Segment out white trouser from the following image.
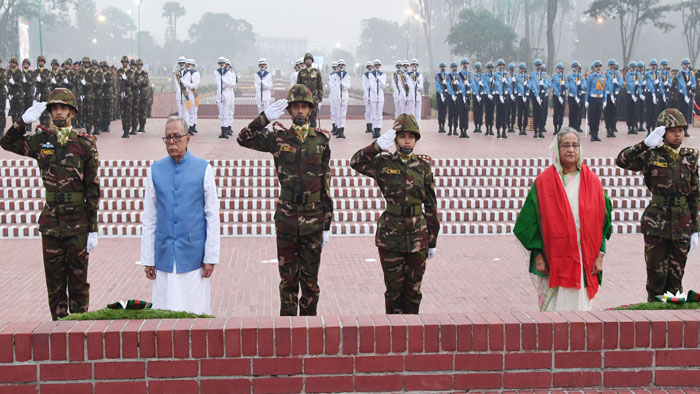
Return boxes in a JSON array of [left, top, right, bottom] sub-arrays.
[[393, 95, 401, 118], [371, 99, 384, 129], [217, 101, 226, 127], [330, 98, 338, 125], [176, 94, 186, 119], [364, 97, 371, 123], [408, 99, 422, 126], [332, 97, 348, 128], [257, 100, 270, 115], [396, 97, 407, 118], [225, 95, 235, 127], [188, 97, 198, 126]]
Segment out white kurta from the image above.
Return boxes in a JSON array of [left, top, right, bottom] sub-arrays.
[[140, 163, 220, 315], [531, 171, 594, 312]]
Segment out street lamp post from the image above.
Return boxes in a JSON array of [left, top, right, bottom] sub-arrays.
[[137, 0, 142, 59], [37, 0, 43, 56], [405, 9, 415, 59]]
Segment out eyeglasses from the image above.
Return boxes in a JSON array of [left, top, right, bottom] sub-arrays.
[[162, 134, 184, 143], [559, 143, 580, 150]]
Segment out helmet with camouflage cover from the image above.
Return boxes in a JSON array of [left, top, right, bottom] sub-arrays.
[[130, 59, 137, 66], [303, 52, 314, 62], [10, 57, 18, 65], [51, 58, 59, 66], [121, 55, 129, 63], [286, 84, 315, 107], [137, 59, 143, 65], [37, 55, 46, 63], [657, 108, 688, 130], [22, 58, 30, 65], [46, 88, 78, 113], [82, 56, 90, 63], [392, 113, 421, 141], [100, 60, 108, 67], [64, 58, 73, 66], [91, 59, 98, 66]]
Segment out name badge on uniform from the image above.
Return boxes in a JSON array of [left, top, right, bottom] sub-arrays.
[[280, 145, 295, 153], [386, 169, 401, 175], [40, 141, 55, 155], [653, 160, 667, 168]]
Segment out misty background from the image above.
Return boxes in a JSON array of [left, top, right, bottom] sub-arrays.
[[0, 0, 697, 77]]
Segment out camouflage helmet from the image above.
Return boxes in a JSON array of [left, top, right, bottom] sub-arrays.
[[392, 113, 421, 141], [129, 59, 137, 66], [121, 55, 129, 63], [82, 56, 90, 63], [137, 59, 143, 65], [64, 58, 73, 66], [46, 88, 78, 112], [10, 57, 18, 64], [303, 52, 314, 62], [22, 58, 30, 65], [286, 84, 315, 107], [100, 61, 108, 67], [51, 58, 59, 66], [91, 59, 98, 66], [657, 108, 688, 130], [37, 55, 46, 63]]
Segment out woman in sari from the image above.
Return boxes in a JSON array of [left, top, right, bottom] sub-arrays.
[[514, 128, 613, 311]]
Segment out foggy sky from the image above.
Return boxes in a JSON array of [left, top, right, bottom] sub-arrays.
[[94, 0, 410, 51]]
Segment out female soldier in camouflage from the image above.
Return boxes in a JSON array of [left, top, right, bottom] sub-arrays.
[[350, 114, 440, 314], [616, 108, 700, 301]]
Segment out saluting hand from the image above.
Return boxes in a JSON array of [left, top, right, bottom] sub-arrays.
[[376, 129, 396, 150], [263, 99, 288, 122], [644, 126, 665, 147]]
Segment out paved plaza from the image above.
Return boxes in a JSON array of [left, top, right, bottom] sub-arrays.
[[2, 116, 700, 321]]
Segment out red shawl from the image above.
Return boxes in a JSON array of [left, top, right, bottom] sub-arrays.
[[535, 164, 605, 300]]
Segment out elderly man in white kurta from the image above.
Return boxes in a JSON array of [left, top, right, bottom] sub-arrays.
[[140, 116, 220, 315]]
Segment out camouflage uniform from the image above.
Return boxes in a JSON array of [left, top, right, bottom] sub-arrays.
[[89, 60, 102, 135], [296, 53, 324, 128], [50, 59, 67, 92], [147, 83, 154, 119], [130, 60, 140, 134], [7, 59, 24, 123], [116, 56, 133, 137], [35, 56, 52, 128], [350, 114, 440, 314], [21, 60, 34, 118], [100, 62, 114, 132], [136, 60, 149, 132], [0, 89, 100, 320], [0, 59, 6, 135], [616, 108, 700, 301], [79, 58, 96, 133], [237, 85, 333, 316]]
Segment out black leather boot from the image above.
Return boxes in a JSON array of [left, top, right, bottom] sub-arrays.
[[219, 127, 229, 139]]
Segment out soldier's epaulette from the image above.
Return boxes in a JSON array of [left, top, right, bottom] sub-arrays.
[[77, 131, 96, 142], [682, 147, 699, 157], [35, 125, 51, 134], [315, 128, 330, 139], [416, 154, 433, 165]]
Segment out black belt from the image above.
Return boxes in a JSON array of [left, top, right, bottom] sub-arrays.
[[46, 191, 84, 204], [279, 189, 320, 204], [385, 204, 422, 217], [651, 195, 687, 207]]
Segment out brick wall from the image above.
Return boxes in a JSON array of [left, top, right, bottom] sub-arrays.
[[1, 310, 698, 393]]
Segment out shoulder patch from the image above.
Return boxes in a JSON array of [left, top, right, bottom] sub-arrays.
[[315, 128, 330, 139]]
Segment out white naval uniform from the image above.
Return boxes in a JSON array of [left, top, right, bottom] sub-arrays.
[[183, 68, 200, 127], [392, 70, 407, 118], [407, 70, 424, 125], [330, 70, 351, 128], [368, 70, 386, 129], [174, 67, 187, 118], [363, 71, 372, 124], [215, 68, 237, 128], [140, 165, 220, 315], [255, 70, 273, 114]]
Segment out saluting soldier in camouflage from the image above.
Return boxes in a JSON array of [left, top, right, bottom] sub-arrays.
[[296, 53, 324, 128], [238, 84, 333, 316], [616, 108, 700, 302], [351, 114, 440, 314], [0, 57, 6, 136], [7, 58, 25, 125], [35, 56, 52, 128], [129, 59, 140, 134], [136, 59, 149, 132], [117, 56, 133, 138], [100, 61, 114, 132], [0, 88, 100, 320]]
